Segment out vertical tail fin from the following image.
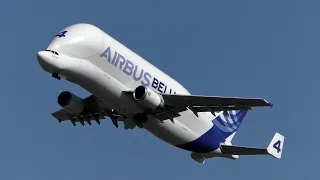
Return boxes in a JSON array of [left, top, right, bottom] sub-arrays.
[[267, 132, 285, 159], [212, 110, 248, 143]]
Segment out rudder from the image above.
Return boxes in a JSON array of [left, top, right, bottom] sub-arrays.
[[212, 110, 248, 143]]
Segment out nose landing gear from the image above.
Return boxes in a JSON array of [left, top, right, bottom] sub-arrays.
[[52, 73, 60, 80], [52, 73, 67, 80]]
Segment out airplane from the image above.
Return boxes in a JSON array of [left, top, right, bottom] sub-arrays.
[[37, 23, 284, 163]]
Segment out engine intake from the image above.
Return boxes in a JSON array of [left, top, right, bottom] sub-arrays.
[[58, 91, 84, 114], [133, 86, 164, 110]]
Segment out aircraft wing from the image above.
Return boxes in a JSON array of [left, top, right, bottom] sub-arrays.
[[52, 95, 114, 126], [150, 94, 271, 121], [162, 94, 271, 110]]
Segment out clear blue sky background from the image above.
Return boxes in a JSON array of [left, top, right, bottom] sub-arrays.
[[0, 0, 316, 179]]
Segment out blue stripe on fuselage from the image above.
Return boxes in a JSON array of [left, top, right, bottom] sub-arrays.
[[176, 125, 221, 153], [176, 111, 247, 153]]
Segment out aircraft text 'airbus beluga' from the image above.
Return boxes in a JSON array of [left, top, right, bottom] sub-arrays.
[[37, 23, 284, 163]]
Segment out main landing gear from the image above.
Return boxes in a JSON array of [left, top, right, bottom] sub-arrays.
[[133, 113, 148, 128]]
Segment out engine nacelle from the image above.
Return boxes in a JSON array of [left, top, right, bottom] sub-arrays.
[[58, 91, 84, 114], [133, 86, 164, 110]]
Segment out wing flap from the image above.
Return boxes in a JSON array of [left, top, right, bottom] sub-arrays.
[[193, 105, 252, 113], [52, 109, 106, 122], [52, 109, 72, 121]]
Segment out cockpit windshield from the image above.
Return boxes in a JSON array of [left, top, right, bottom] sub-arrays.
[[45, 49, 59, 55]]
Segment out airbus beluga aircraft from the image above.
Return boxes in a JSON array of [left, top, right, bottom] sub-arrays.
[[37, 23, 284, 163]]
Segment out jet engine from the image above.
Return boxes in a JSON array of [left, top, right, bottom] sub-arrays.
[[133, 86, 165, 110], [58, 91, 84, 114]]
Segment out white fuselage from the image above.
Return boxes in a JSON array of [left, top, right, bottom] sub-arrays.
[[38, 23, 220, 154]]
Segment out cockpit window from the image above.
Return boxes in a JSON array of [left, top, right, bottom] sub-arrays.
[[45, 49, 59, 55]]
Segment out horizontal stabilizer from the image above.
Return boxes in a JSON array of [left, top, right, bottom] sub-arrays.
[[221, 132, 284, 159], [221, 145, 268, 155]]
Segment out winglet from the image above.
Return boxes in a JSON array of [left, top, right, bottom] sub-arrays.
[[269, 103, 274, 108], [267, 132, 285, 159]]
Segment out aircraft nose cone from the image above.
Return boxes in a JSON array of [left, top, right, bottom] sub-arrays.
[[37, 50, 57, 73], [37, 51, 47, 62]]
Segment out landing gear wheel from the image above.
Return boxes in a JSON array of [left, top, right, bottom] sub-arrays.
[[133, 113, 148, 128], [52, 73, 60, 80]]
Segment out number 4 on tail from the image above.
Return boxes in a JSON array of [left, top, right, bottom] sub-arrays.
[[56, 31, 68, 38], [273, 140, 281, 153]]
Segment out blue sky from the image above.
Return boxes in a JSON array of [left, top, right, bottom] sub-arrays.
[[0, 0, 316, 179]]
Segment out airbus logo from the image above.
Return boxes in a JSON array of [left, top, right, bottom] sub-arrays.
[[100, 47, 176, 94]]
